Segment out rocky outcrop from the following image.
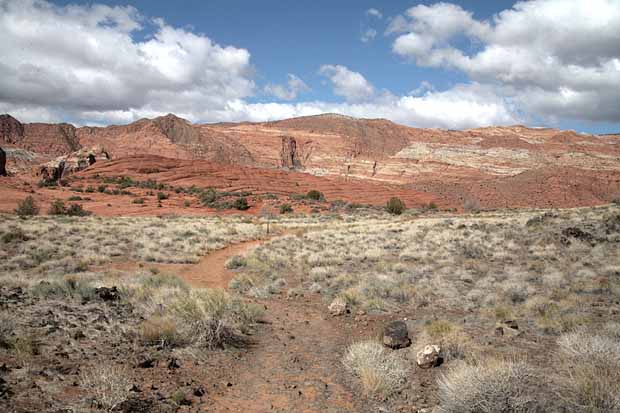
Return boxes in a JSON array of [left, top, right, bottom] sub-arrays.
[[39, 146, 110, 185], [280, 136, 302, 169], [0, 114, 24, 144], [0, 147, 6, 176]]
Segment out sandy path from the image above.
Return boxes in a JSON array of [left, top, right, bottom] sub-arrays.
[[181, 236, 360, 412]]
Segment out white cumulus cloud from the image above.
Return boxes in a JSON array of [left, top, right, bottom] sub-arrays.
[[366, 8, 383, 19], [264, 74, 310, 101], [319, 65, 375, 102], [389, 0, 620, 122]]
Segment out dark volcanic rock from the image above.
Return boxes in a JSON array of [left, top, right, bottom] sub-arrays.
[[382, 320, 411, 349]]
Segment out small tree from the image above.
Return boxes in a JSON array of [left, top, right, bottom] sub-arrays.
[[15, 196, 39, 217], [386, 197, 405, 215]]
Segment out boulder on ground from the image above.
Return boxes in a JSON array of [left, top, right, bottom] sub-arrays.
[[416, 344, 441, 369], [328, 297, 348, 316], [382, 320, 411, 349]]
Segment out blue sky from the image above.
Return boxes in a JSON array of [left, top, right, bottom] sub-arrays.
[[1, 0, 619, 133]]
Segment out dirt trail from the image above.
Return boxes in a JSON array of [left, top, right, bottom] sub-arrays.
[[183, 236, 362, 412]]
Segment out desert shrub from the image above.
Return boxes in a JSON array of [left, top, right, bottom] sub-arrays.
[[200, 188, 218, 205], [81, 364, 132, 411], [132, 198, 145, 204], [66, 203, 92, 216], [233, 197, 250, 211], [139, 317, 180, 348], [85, 185, 95, 193], [555, 330, 620, 411], [167, 289, 261, 349], [386, 197, 405, 215], [15, 196, 39, 217], [427, 201, 438, 210], [68, 195, 83, 201], [0, 313, 16, 348], [306, 190, 324, 201], [342, 340, 408, 398], [437, 359, 549, 412], [157, 192, 168, 201], [225, 255, 247, 270], [1, 226, 29, 244], [279, 203, 293, 214], [31, 279, 96, 301], [48, 199, 67, 215], [97, 184, 107, 193], [183, 200, 191, 207]]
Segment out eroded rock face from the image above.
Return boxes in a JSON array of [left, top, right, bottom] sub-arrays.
[[0, 114, 24, 144], [0, 147, 6, 176], [382, 320, 411, 349], [416, 344, 441, 369], [280, 136, 302, 169], [39, 146, 110, 185]]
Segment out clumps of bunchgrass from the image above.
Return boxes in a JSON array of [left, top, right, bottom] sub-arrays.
[[415, 320, 472, 363], [81, 364, 132, 412], [138, 316, 181, 348], [343, 340, 408, 399], [30, 276, 97, 302], [555, 329, 620, 412], [165, 289, 262, 349], [437, 359, 550, 412]]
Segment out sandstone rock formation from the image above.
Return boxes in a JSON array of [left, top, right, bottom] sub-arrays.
[[280, 136, 302, 169], [0, 114, 24, 144], [39, 146, 110, 185]]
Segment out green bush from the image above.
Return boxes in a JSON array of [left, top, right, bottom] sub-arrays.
[[66, 204, 91, 217], [132, 198, 145, 204], [15, 196, 39, 217], [306, 190, 325, 201], [386, 197, 405, 215], [233, 197, 250, 211], [200, 188, 218, 205], [279, 204, 293, 214], [97, 184, 107, 193], [157, 192, 168, 201], [48, 199, 67, 215]]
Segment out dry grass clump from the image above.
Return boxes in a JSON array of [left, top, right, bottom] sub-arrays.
[[81, 364, 132, 411], [555, 329, 620, 412], [0, 313, 16, 348], [342, 340, 408, 398], [138, 316, 180, 348], [437, 359, 549, 412], [166, 289, 262, 349]]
